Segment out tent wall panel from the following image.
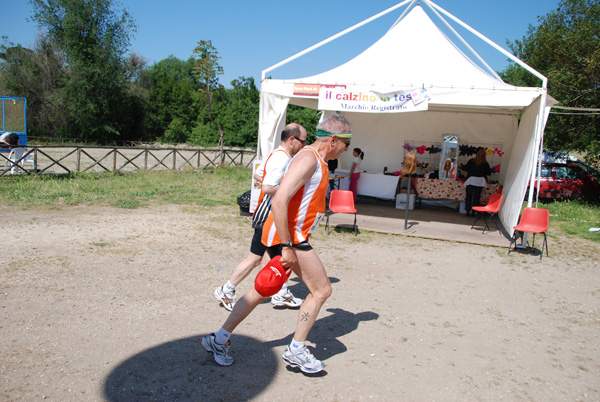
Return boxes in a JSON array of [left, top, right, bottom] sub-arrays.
[[500, 96, 543, 235]]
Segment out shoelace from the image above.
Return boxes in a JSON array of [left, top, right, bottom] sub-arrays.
[[296, 348, 317, 363]]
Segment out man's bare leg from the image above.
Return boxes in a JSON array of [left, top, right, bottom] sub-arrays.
[[280, 248, 331, 373], [291, 248, 331, 342], [229, 252, 268, 286], [222, 288, 267, 333]]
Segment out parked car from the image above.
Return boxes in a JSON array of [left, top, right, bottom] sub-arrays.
[[527, 162, 600, 201]]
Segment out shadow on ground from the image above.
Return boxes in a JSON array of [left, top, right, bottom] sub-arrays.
[[103, 307, 378, 401]]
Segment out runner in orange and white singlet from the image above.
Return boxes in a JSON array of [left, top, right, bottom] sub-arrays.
[[213, 124, 307, 312], [251, 147, 292, 229], [203, 113, 353, 374], [261, 146, 329, 247]]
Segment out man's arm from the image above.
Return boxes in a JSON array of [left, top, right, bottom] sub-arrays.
[[262, 184, 279, 196], [261, 151, 289, 197]]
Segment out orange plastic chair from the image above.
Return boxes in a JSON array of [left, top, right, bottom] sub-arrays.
[[325, 190, 358, 235], [507, 207, 550, 260], [471, 193, 503, 233]]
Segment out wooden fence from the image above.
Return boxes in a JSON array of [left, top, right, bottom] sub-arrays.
[[0, 145, 256, 176]]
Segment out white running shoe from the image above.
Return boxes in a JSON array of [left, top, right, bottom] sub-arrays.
[[282, 346, 324, 373], [201, 333, 234, 366], [214, 286, 236, 311], [270, 291, 303, 308]]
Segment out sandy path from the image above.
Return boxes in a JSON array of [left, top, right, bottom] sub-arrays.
[[1, 204, 598, 401]]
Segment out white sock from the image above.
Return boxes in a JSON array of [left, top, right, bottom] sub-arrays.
[[276, 282, 288, 297], [215, 328, 231, 345], [289, 338, 305, 353], [223, 281, 236, 294]]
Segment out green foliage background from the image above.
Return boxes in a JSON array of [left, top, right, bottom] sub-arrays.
[[0, 0, 597, 164], [500, 0, 600, 165]]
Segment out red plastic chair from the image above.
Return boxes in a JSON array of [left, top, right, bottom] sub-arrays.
[[507, 207, 550, 260], [471, 193, 503, 233], [325, 190, 358, 235], [480, 184, 503, 204]]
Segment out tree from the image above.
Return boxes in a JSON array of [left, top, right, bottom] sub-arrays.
[[286, 105, 320, 144], [221, 76, 259, 146], [145, 56, 199, 143], [0, 36, 67, 139], [500, 0, 600, 165], [29, 0, 139, 143], [191, 40, 225, 160]]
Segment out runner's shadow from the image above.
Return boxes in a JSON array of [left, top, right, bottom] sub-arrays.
[[103, 335, 278, 402], [103, 308, 378, 400], [264, 307, 379, 361]]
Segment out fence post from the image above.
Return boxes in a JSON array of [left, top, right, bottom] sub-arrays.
[[144, 149, 148, 170], [113, 148, 117, 172], [173, 150, 177, 170], [76, 147, 81, 172]]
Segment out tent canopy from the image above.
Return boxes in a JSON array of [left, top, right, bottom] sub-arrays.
[[257, 0, 554, 235]]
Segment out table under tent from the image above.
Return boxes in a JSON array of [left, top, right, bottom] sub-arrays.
[[256, 0, 555, 236]]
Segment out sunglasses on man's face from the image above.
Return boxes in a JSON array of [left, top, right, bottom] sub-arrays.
[[295, 136, 306, 145]]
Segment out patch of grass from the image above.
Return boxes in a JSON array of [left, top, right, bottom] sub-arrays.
[[539, 199, 600, 243], [3, 169, 599, 246], [0, 167, 250, 209], [113, 199, 141, 209]]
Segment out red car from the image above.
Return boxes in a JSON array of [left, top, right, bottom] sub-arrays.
[[528, 162, 600, 201]]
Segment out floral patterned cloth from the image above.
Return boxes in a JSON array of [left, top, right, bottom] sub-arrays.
[[416, 179, 499, 201]]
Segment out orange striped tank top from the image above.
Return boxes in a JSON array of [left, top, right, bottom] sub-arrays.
[[262, 147, 329, 246]]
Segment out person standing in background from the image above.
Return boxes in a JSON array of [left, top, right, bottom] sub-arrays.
[[462, 149, 491, 216], [327, 158, 339, 195], [348, 148, 364, 201]]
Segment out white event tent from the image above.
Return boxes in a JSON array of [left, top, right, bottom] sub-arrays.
[[257, 0, 555, 235]]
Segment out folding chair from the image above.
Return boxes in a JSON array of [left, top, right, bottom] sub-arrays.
[[471, 193, 503, 233], [325, 190, 358, 236], [507, 207, 550, 260], [4, 148, 26, 174]]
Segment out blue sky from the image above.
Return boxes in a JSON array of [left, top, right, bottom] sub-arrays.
[[1, 0, 560, 87]]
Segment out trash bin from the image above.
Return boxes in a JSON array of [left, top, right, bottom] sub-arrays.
[[237, 190, 252, 216]]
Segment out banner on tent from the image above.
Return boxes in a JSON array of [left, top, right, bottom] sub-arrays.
[[293, 83, 346, 97], [318, 87, 430, 113]]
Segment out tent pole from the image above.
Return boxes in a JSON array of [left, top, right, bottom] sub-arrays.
[[388, 0, 419, 31], [520, 81, 548, 249], [261, 0, 413, 80], [527, 83, 548, 209], [404, 174, 412, 230], [421, 1, 501, 80], [427, 1, 547, 84]]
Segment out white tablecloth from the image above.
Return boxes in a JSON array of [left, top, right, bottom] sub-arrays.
[[358, 173, 399, 199], [334, 170, 399, 200]]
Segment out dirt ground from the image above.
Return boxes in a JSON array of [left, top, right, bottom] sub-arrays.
[[1, 203, 599, 401]]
